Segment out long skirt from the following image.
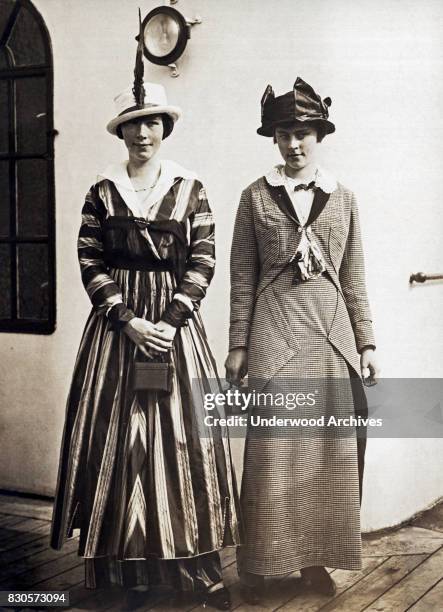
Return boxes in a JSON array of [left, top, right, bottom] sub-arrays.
[[239, 271, 367, 577], [50, 269, 240, 588]]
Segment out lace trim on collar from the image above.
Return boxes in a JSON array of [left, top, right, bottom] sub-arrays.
[[264, 165, 337, 194]]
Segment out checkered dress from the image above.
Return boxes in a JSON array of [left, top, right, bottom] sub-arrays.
[[229, 171, 375, 575]]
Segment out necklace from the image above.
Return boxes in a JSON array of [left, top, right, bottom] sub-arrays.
[[131, 170, 161, 192], [134, 181, 158, 192]]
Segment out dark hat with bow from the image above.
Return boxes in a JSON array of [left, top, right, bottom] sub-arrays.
[[257, 77, 335, 137]]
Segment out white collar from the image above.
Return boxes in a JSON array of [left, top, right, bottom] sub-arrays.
[[265, 165, 337, 194], [97, 159, 198, 217]]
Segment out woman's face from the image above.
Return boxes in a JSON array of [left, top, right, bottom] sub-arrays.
[[274, 124, 319, 174], [120, 115, 164, 163]]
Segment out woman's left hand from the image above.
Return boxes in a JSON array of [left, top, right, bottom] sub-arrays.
[[360, 348, 380, 385], [145, 320, 177, 359]]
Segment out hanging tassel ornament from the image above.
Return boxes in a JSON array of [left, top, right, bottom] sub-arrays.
[[292, 227, 326, 283], [133, 8, 146, 108]]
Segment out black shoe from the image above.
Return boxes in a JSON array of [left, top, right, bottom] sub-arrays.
[[202, 586, 232, 610], [300, 566, 337, 596], [240, 583, 262, 605]]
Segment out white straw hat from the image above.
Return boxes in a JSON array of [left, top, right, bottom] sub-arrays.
[[106, 81, 182, 137]]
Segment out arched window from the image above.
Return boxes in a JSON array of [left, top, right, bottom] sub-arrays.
[[0, 0, 55, 334]]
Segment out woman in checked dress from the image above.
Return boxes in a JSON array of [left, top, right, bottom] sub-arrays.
[[50, 81, 240, 610], [226, 77, 379, 601]]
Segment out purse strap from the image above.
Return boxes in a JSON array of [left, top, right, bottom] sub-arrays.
[[135, 347, 172, 364]]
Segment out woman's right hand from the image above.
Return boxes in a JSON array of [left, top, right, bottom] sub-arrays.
[[225, 348, 248, 386], [123, 317, 173, 357]]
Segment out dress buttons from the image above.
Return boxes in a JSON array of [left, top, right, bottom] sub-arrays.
[[297, 226, 303, 233]]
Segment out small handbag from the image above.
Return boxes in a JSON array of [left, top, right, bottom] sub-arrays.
[[133, 352, 173, 393]]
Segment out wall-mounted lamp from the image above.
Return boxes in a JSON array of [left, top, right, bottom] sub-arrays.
[[139, 3, 202, 77]]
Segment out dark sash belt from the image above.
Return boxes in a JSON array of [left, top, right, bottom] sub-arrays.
[[103, 216, 186, 273], [106, 256, 175, 272]]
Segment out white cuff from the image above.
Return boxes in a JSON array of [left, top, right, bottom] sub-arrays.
[[173, 293, 194, 311]]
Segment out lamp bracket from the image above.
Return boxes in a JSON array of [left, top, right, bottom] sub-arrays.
[[168, 0, 202, 25], [168, 63, 180, 78], [185, 15, 202, 27]]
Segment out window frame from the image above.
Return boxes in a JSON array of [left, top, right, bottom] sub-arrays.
[[0, 0, 56, 334]]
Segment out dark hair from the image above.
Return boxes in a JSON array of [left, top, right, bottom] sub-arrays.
[[273, 120, 327, 144], [116, 113, 173, 140]]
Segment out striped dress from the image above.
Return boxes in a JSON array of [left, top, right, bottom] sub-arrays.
[[50, 160, 240, 589]]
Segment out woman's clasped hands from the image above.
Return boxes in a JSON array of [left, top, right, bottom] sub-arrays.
[[124, 317, 176, 357]]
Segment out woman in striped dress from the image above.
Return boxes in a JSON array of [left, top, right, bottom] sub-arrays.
[[50, 82, 240, 610], [226, 78, 379, 602]]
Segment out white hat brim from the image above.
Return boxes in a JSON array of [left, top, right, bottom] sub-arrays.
[[107, 105, 182, 135]]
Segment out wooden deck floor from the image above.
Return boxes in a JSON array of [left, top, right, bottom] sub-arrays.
[[0, 494, 442, 611]]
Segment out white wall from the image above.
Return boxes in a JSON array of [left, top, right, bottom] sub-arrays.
[[0, 0, 442, 530]]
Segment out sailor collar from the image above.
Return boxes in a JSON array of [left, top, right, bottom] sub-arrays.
[[97, 159, 198, 218]]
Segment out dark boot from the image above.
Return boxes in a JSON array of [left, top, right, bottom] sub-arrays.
[[201, 586, 232, 610], [300, 566, 336, 596]]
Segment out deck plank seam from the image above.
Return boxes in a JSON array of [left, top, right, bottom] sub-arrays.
[[403, 576, 443, 612], [359, 544, 443, 612], [0, 547, 82, 586]]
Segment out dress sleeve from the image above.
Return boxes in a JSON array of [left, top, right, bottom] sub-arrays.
[[78, 185, 136, 330], [339, 193, 376, 353], [161, 181, 215, 327], [229, 187, 260, 351]]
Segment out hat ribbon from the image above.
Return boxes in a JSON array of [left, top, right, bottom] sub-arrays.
[[118, 103, 162, 117]]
